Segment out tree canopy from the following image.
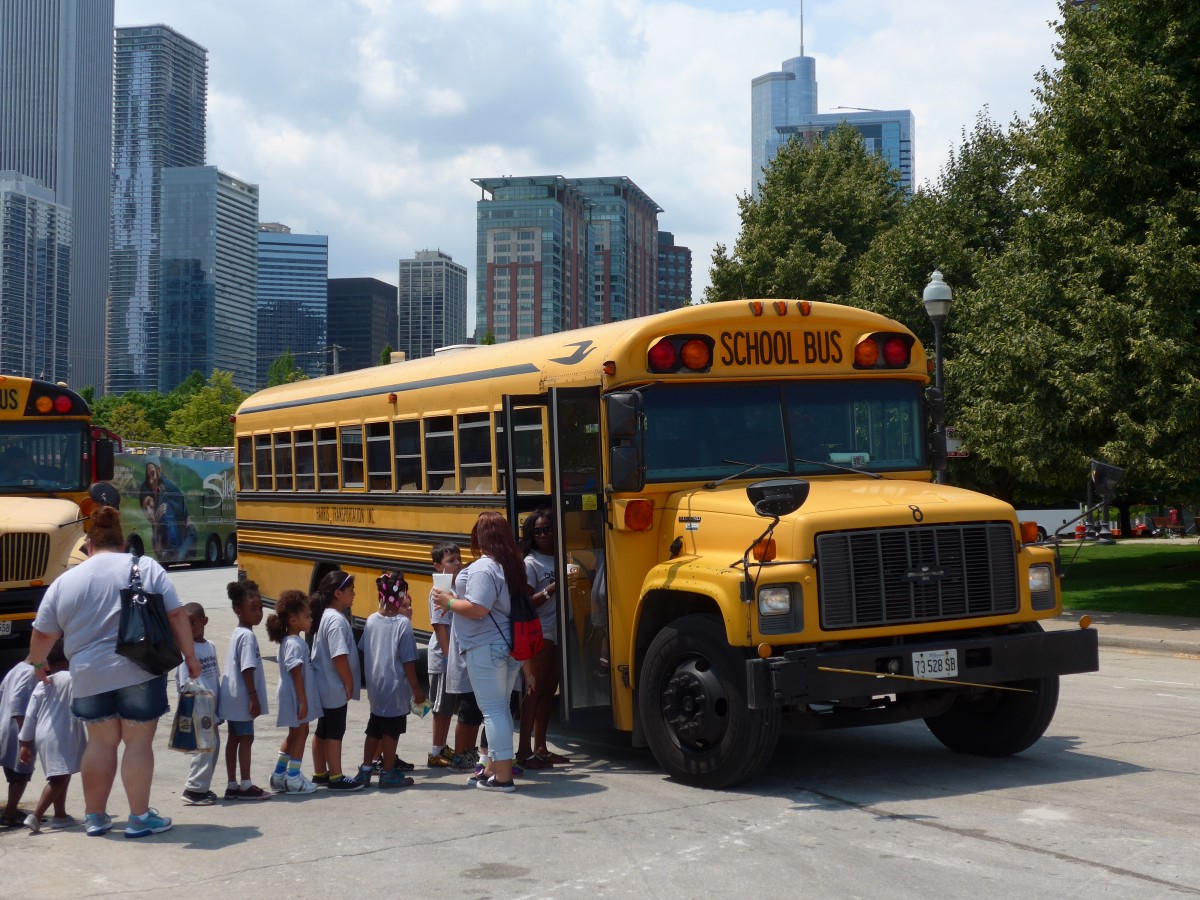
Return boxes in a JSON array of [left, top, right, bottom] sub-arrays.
[[266, 350, 308, 387]]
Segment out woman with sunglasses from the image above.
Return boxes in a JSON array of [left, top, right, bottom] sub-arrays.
[[308, 570, 364, 792], [516, 510, 570, 768]]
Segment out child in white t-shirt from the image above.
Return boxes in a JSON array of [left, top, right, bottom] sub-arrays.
[[17, 640, 85, 832], [218, 580, 271, 801], [0, 659, 37, 827], [175, 603, 222, 806]]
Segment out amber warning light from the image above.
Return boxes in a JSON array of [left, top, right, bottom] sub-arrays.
[[647, 335, 714, 374], [853, 333, 914, 369]]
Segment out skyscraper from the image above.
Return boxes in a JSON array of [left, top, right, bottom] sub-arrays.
[[751, 53, 914, 197], [327, 278, 397, 374], [257, 224, 329, 386], [397, 250, 467, 360], [108, 24, 207, 395], [656, 231, 692, 313], [0, 0, 114, 391], [474, 175, 660, 342], [158, 167, 259, 392], [0, 172, 71, 381]]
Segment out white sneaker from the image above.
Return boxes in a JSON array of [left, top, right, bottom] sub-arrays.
[[24, 813, 41, 833], [269, 771, 287, 792], [285, 773, 317, 794]]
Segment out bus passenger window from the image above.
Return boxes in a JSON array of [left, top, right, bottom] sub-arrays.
[[424, 416, 455, 493], [237, 437, 253, 490], [458, 413, 493, 493], [254, 435, 273, 490], [295, 429, 315, 490], [341, 425, 364, 489], [273, 432, 294, 491], [393, 420, 422, 491], [497, 407, 546, 494], [317, 427, 338, 491], [366, 422, 391, 491]]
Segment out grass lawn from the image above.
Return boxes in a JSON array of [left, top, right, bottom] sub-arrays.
[[1057, 540, 1200, 617]]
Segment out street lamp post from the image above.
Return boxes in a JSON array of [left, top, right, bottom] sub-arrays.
[[923, 270, 953, 484]]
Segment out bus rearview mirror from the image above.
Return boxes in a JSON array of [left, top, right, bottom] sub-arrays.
[[609, 446, 644, 492], [94, 439, 115, 482], [746, 479, 809, 518], [605, 392, 642, 439]]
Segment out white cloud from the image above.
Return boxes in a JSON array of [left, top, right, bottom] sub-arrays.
[[116, 0, 1062, 325]]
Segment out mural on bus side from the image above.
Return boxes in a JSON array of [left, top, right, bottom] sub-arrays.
[[111, 449, 237, 565]]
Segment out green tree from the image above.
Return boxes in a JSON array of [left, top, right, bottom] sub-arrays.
[[266, 350, 307, 386], [952, 0, 1200, 503], [706, 124, 905, 304], [480, 331, 495, 345], [103, 401, 167, 443], [378, 344, 394, 365], [165, 371, 246, 447]]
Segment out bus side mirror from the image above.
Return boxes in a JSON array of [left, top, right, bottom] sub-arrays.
[[747, 479, 809, 518], [1089, 459, 1124, 502], [929, 425, 948, 475], [610, 446, 644, 493], [605, 391, 642, 438], [94, 439, 115, 482]]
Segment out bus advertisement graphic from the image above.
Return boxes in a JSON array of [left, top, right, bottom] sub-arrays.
[[111, 445, 236, 565]]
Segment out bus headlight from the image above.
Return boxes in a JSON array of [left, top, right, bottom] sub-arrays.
[[757, 586, 792, 616], [1028, 564, 1055, 610]]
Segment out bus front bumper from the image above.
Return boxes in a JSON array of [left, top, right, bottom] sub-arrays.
[[746, 625, 1099, 709]]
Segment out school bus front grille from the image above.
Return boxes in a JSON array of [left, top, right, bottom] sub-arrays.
[[0, 533, 50, 582], [816, 524, 1018, 629]]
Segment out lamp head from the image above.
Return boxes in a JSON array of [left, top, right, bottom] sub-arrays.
[[923, 269, 953, 324]]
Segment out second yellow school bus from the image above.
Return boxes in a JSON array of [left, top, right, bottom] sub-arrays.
[[234, 301, 1097, 787]]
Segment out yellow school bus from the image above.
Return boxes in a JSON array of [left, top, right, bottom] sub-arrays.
[[233, 301, 1097, 787], [0, 376, 116, 672]]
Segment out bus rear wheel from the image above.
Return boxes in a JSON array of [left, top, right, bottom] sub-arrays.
[[204, 535, 222, 567], [224, 534, 237, 565], [639, 614, 780, 789]]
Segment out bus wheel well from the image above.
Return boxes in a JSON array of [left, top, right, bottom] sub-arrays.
[[634, 590, 723, 682]]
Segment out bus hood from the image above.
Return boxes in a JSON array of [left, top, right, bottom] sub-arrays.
[[0, 496, 82, 531]]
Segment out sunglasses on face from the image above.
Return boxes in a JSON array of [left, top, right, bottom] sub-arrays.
[[533, 526, 553, 536]]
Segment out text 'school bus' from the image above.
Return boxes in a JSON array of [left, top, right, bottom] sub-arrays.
[[232, 301, 1098, 788], [113, 443, 238, 568], [0, 377, 116, 673]]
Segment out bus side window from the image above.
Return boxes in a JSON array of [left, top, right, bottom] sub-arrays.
[[497, 406, 546, 495], [366, 422, 391, 491], [295, 429, 315, 490], [254, 435, 272, 490], [237, 436, 253, 490], [424, 416, 454, 494], [274, 432, 294, 491], [317, 427, 338, 491], [341, 425, 364, 489], [458, 412, 493, 493], [393, 420, 422, 491]]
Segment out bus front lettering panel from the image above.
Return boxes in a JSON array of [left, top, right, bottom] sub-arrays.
[[746, 627, 1099, 709], [718, 330, 842, 367]]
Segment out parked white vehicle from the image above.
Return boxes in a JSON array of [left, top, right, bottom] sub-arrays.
[[1016, 508, 1085, 542]]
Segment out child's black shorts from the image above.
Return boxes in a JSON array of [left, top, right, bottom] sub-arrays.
[[315, 703, 348, 741], [3, 766, 32, 784], [365, 713, 407, 740]]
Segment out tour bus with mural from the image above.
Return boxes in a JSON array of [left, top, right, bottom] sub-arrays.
[[232, 299, 1110, 788], [0, 376, 117, 673], [112, 443, 238, 567]]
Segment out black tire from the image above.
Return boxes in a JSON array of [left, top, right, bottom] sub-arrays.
[[639, 614, 780, 789], [126, 534, 144, 558], [924, 625, 1060, 756], [224, 533, 237, 565], [204, 535, 221, 567]]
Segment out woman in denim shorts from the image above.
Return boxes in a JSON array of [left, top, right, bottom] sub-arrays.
[[26, 505, 199, 838]]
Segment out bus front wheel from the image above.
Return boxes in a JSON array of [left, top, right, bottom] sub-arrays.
[[639, 614, 780, 789]]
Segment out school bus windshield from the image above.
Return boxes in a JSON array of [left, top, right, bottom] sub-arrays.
[[0, 422, 88, 493], [642, 380, 925, 482]]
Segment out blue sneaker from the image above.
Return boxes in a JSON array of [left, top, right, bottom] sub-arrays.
[[124, 808, 172, 838], [85, 812, 112, 837]]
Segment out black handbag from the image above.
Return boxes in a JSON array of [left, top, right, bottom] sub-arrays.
[[116, 558, 182, 676]]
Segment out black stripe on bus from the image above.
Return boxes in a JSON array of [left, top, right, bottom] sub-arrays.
[[237, 519, 470, 548], [236, 492, 509, 510], [237, 363, 542, 415], [237, 538, 442, 579]]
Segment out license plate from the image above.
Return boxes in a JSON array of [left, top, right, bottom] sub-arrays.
[[912, 648, 958, 679], [0, 621, 11, 637]]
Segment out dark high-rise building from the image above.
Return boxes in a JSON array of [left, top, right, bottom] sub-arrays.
[[257, 224, 329, 386], [158, 167, 259, 392], [326, 278, 398, 374], [474, 175, 660, 342], [397, 250, 467, 360], [0, 0, 114, 391], [108, 24, 207, 395], [656, 231, 692, 313]]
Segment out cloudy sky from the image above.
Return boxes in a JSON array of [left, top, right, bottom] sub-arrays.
[[116, 0, 1063, 330]]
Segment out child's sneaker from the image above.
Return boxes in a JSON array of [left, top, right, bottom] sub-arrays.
[[284, 773, 317, 794], [23, 813, 41, 833], [224, 785, 243, 801], [326, 775, 364, 792], [310, 772, 330, 787], [427, 749, 452, 768], [235, 785, 271, 801], [85, 812, 113, 837], [378, 769, 414, 788], [475, 775, 516, 793], [182, 789, 217, 806], [48, 815, 79, 829], [269, 772, 287, 792], [354, 765, 373, 788], [450, 753, 475, 772], [124, 808, 172, 838]]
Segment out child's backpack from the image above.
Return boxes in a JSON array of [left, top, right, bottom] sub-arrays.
[[507, 588, 544, 662]]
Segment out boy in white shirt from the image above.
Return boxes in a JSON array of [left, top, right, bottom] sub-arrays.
[[175, 603, 221, 805]]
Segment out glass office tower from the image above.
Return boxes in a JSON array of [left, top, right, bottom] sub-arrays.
[[398, 250, 467, 360], [158, 167, 259, 393], [108, 25, 207, 395], [656, 231, 692, 313], [0, 0, 114, 391], [257, 224, 329, 385]]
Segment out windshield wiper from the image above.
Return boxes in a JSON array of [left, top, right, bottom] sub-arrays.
[[703, 460, 789, 490], [793, 456, 883, 479]]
